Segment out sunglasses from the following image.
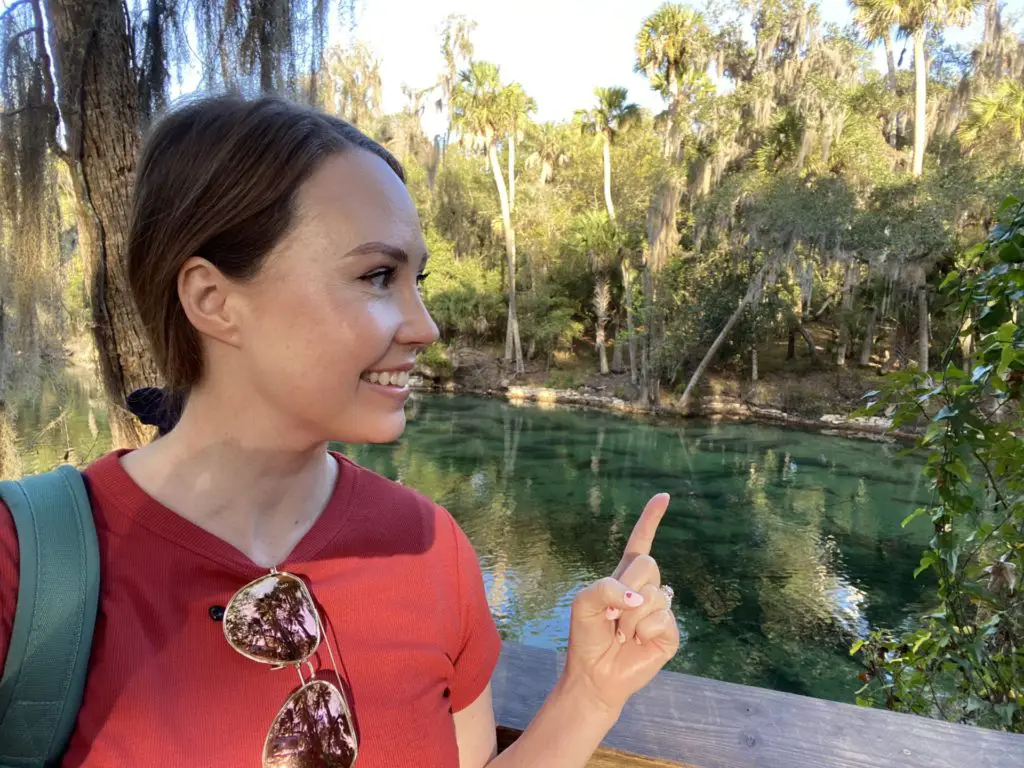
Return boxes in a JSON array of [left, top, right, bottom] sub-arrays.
[[223, 569, 359, 768]]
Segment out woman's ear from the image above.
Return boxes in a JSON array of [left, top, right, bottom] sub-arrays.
[[178, 257, 243, 349]]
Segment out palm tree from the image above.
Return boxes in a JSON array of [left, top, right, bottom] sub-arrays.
[[849, 1, 900, 146], [851, 0, 980, 177], [959, 78, 1024, 160], [526, 122, 572, 185], [571, 212, 620, 375], [502, 83, 536, 211], [634, 2, 715, 405], [577, 87, 641, 221], [451, 61, 525, 374]]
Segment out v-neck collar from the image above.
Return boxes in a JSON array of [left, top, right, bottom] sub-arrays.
[[86, 449, 359, 577]]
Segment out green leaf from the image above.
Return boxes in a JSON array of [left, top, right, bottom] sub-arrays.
[[915, 551, 938, 578], [997, 195, 1021, 217], [997, 241, 1024, 263], [995, 321, 1018, 343], [850, 639, 865, 656], [944, 459, 970, 484], [939, 271, 960, 291], [934, 405, 958, 422], [901, 506, 928, 528], [911, 633, 932, 654]]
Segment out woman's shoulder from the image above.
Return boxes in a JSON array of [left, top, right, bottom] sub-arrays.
[[330, 451, 464, 554]]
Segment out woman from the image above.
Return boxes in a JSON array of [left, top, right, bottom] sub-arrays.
[[0, 95, 678, 767]]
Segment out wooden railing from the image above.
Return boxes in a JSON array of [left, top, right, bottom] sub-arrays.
[[493, 642, 1021, 767]]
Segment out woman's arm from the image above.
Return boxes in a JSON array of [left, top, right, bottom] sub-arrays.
[[455, 495, 678, 768], [455, 676, 619, 768]]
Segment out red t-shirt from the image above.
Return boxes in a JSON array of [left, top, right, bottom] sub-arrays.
[[0, 450, 502, 767]]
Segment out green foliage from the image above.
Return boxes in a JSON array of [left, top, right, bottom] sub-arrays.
[[420, 227, 504, 344], [518, 285, 586, 364], [854, 196, 1024, 732], [416, 343, 454, 381]]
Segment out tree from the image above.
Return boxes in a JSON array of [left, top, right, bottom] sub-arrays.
[[437, 14, 476, 152], [851, 0, 901, 145], [570, 211, 620, 375], [635, 2, 715, 405], [577, 86, 641, 222], [320, 42, 382, 128], [851, 0, 980, 177], [526, 122, 571, 186], [1, 0, 332, 445], [959, 78, 1024, 161], [502, 83, 535, 211], [451, 61, 525, 374]]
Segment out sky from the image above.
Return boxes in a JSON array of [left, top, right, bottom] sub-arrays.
[[341, 0, 1024, 138]]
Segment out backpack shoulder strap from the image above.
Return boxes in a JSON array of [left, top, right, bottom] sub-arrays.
[[0, 465, 100, 767]]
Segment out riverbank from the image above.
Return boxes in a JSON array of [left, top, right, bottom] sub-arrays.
[[415, 345, 917, 442]]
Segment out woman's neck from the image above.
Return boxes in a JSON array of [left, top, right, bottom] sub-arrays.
[[120, 387, 339, 568]]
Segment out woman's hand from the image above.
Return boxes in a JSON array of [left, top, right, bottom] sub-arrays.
[[561, 494, 679, 716]]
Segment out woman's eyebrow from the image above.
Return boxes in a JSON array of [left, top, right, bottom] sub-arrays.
[[345, 241, 429, 270], [345, 241, 409, 261]]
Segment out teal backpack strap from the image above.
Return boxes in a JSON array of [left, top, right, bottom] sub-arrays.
[[0, 465, 100, 767]]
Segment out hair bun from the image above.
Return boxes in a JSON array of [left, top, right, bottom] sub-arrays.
[[126, 387, 183, 435]]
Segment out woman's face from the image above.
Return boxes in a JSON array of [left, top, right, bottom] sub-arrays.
[[228, 149, 439, 446]]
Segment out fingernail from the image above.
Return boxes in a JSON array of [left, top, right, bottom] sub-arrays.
[[606, 607, 622, 621], [624, 591, 644, 607], [616, 630, 626, 644]]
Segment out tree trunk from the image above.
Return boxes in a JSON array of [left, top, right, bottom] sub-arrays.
[[595, 276, 610, 375], [646, 177, 682, 273], [680, 296, 749, 408], [48, 0, 160, 448], [488, 142, 524, 374], [539, 159, 552, 186], [917, 285, 929, 372], [508, 136, 516, 211], [836, 266, 855, 366], [912, 28, 927, 177], [611, 330, 624, 372], [883, 33, 899, 146], [787, 329, 796, 360], [622, 259, 637, 385], [602, 135, 615, 221], [639, 267, 657, 406], [751, 347, 758, 382], [859, 305, 877, 367]]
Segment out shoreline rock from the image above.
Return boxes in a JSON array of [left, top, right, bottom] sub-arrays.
[[410, 378, 918, 443]]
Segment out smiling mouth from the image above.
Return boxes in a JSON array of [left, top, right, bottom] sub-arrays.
[[361, 371, 411, 388]]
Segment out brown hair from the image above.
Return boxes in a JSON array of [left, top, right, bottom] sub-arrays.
[[127, 94, 405, 392]]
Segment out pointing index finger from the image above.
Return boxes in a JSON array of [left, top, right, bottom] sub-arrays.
[[622, 493, 670, 560]]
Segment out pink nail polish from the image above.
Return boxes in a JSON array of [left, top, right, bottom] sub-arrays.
[[624, 591, 644, 608], [616, 630, 626, 644], [606, 607, 622, 621]]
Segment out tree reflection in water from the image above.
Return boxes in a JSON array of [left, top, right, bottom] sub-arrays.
[[340, 394, 932, 704]]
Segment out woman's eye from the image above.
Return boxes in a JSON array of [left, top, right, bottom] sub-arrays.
[[364, 267, 396, 289]]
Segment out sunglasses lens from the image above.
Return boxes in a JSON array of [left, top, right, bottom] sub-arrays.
[[224, 573, 320, 664], [263, 680, 358, 768]]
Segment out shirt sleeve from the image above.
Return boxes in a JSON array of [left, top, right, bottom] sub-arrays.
[[0, 501, 19, 671], [445, 511, 502, 713]]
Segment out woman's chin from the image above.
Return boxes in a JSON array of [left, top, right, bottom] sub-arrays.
[[335, 411, 407, 445]]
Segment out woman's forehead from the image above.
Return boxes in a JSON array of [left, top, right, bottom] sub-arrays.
[[292, 151, 422, 251]]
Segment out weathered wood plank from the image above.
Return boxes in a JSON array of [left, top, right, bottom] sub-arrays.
[[492, 642, 1022, 768], [498, 726, 692, 767]]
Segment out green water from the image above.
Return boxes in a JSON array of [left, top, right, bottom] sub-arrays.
[[8, 377, 932, 704], [341, 394, 933, 704]]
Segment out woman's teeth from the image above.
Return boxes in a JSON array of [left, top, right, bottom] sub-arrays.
[[365, 371, 410, 387]]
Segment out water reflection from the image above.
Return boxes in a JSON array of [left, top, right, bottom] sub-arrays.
[[3, 367, 112, 479], [6, 375, 932, 705], [342, 394, 932, 704]]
